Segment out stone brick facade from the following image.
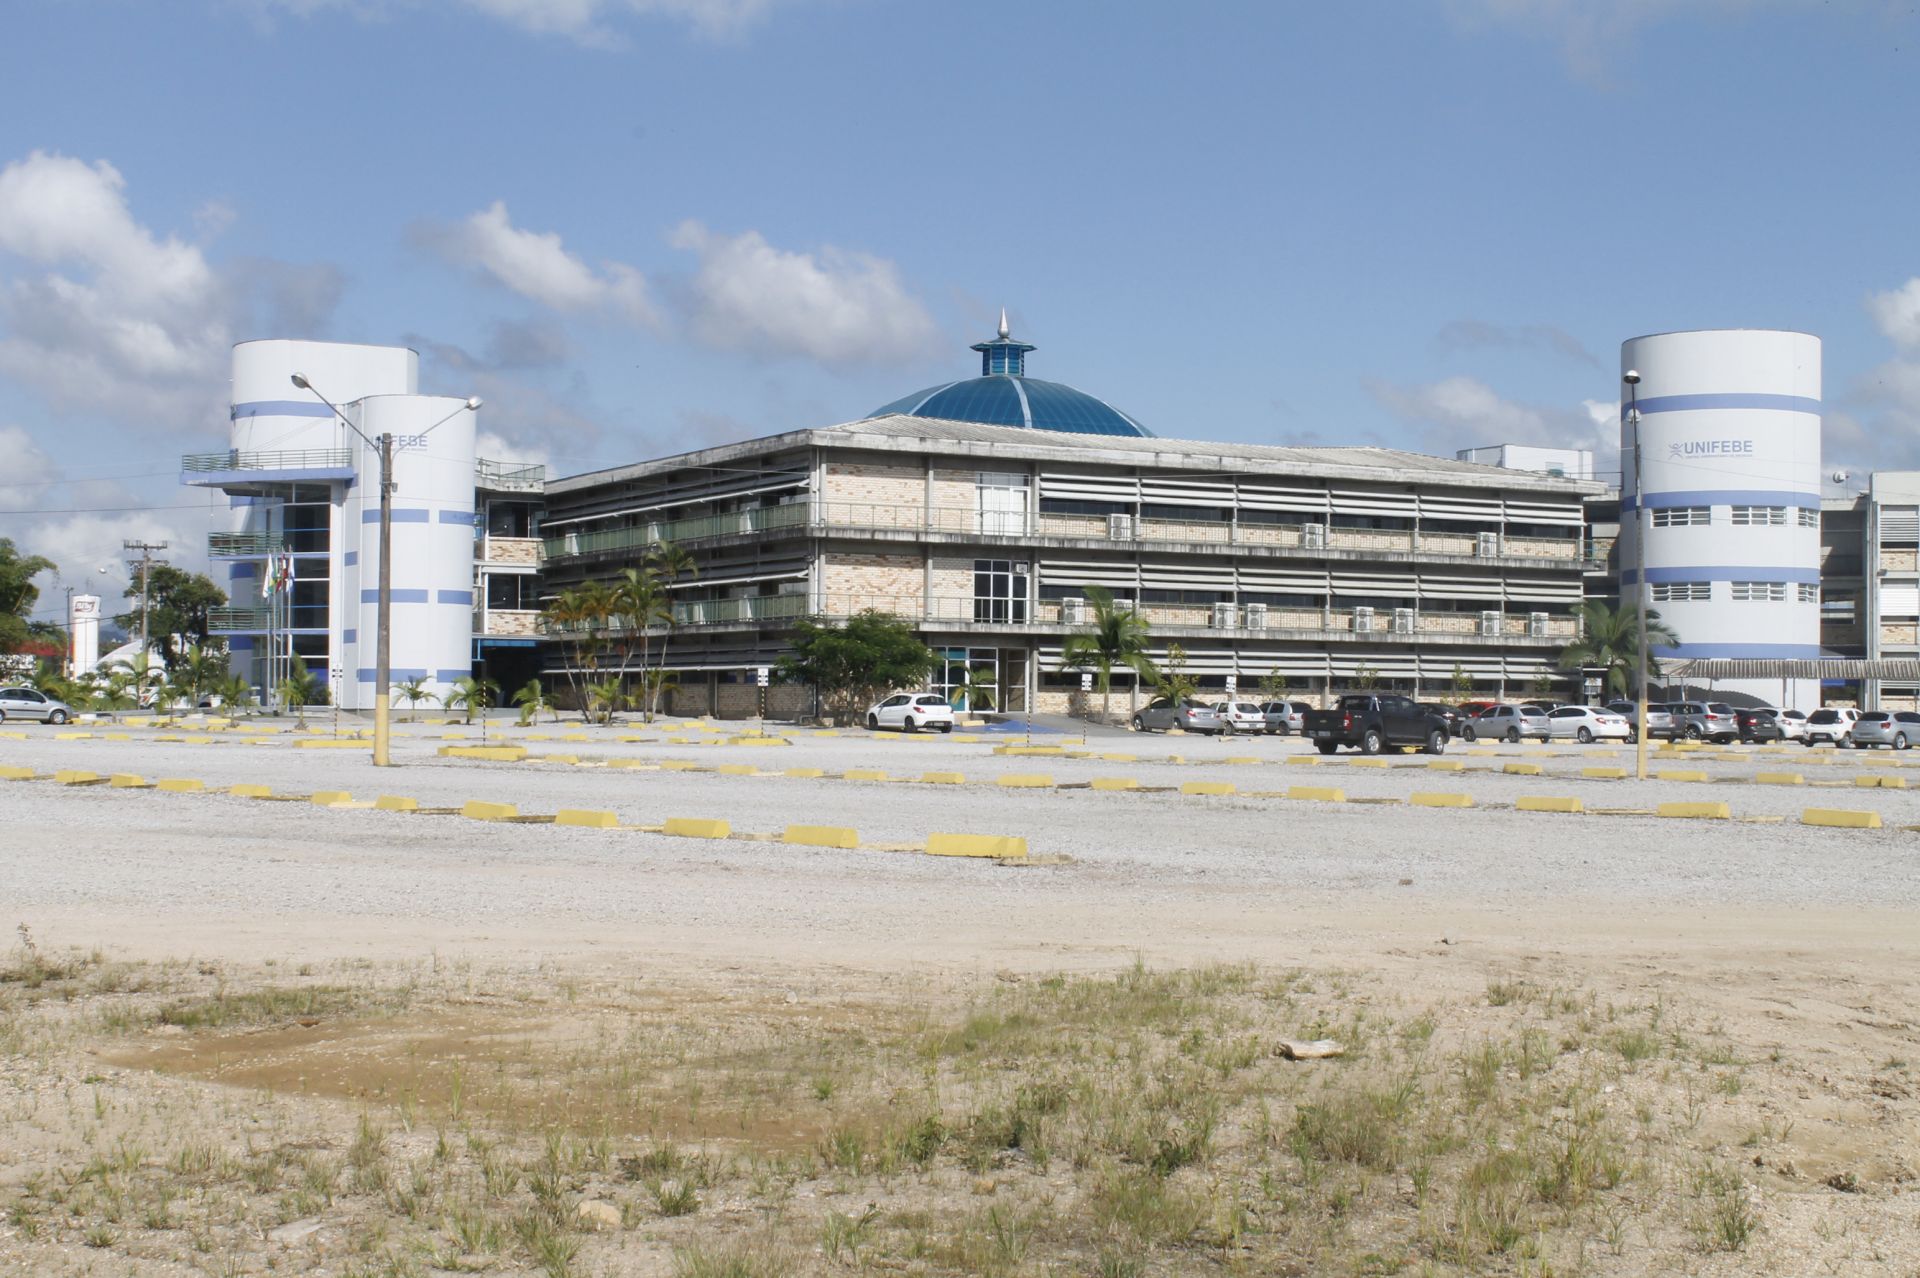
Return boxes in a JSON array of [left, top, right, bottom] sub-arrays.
[[822, 551, 924, 613]]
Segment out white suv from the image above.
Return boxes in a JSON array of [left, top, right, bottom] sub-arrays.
[[866, 693, 955, 733]]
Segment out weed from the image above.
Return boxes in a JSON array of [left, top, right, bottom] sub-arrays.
[[652, 1178, 700, 1216]]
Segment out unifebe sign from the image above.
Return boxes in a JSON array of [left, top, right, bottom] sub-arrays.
[[1667, 439, 1755, 459]]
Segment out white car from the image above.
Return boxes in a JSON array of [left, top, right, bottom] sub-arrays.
[[866, 692, 955, 733], [1545, 705, 1631, 743], [1212, 701, 1268, 734], [1772, 709, 1808, 741]]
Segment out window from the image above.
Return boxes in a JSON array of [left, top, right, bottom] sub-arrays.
[[486, 501, 535, 538], [1730, 506, 1786, 526], [972, 559, 1028, 624], [1731, 581, 1787, 602], [486, 575, 530, 610], [1799, 508, 1820, 529], [1651, 581, 1711, 602], [1652, 506, 1710, 528], [1798, 583, 1819, 604]]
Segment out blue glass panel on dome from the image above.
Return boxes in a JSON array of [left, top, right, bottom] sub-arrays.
[[919, 378, 1028, 428], [1020, 379, 1152, 436], [871, 382, 960, 417]]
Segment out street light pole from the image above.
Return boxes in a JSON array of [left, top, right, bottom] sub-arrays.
[[1625, 369, 1650, 781], [291, 374, 480, 768]]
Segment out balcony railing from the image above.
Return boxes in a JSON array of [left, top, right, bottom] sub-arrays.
[[542, 498, 1589, 566], [476, 458, 547, 492], [209, 607, 272, 632], [536, 591, 1576, 639], [182, 448, 354, 473], [208, 532, 285, 557]]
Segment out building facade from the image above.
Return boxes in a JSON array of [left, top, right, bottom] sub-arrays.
[[1618, 329, 1823, 708], [184, 339, 544, 709], [542, 327, 1600, 717]]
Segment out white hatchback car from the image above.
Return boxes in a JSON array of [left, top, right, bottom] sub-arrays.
[[866, 692, 955, 733], [1545, 705, 1632, 743], [1212, 701, 1268, 734]]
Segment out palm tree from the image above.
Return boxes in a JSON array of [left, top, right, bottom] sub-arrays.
[[612, 565, 669, 704], [445, 675, 501, 726], [1557, 600, 1680, 699], [1060, 586, 1155, 725], [585, 677, 625, 725], [393, 677, 438, 722], [212, 671, 254, 717], [163, 646, 225, 711], [511, 678, 552, 727], [279, 656, 322, 726], [645, 541, 698, 721], [961, 664, 998, 713]]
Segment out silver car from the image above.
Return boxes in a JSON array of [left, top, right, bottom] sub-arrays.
[[1606, 700, 1675, 741], [1849, 711, 1920, 750], [1259, 700, 1310, 735], [1671, 701, 1739, 743], [1460, 704, 1550, 743], [1132, 698, 1224, 735], [0, 686, 75, 724]]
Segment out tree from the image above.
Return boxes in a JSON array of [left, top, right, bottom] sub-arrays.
[[585, 677, 625, 725], [511, 678, 553, 727], [164, 646, 226, 709], [1353, 665, 1381, 692], [962, 664, 998, 712], [212, 671, 254, 716], [393, 677, 439, 722], [117, 565, 227, 657], [1059, 587, 1155, 725], [279, 656, 323, 726], [612, 565, 669, 702], [774, 611, 937, 722], [445, 675, 501, 725], [0, 538, 56, 656], [645, 541, 698, 721], [1257, 671, 1292, 701], [1557, 600, 1680, 699], [1150, 642, 1198, 705], [1450, 664, 1473, 698]]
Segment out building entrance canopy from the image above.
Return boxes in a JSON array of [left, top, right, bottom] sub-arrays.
[[1664, 658, 1920, 681]]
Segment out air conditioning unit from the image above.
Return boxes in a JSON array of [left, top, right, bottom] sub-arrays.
[[1352, 605, 1375, 633], [1061, 596, 1087, 624], [1528, 611, 1549, 638], [1243, 602, 1268, 630], [1211, 602, 1238, 629], [1392, 607, 1415, 634], [1303, 523, 1327, 550], [1476, 531, 1500, 557], [1107, 513, 1134, 540], [1110, 597, 1136, 614], [1480, 610, 1502, 636]]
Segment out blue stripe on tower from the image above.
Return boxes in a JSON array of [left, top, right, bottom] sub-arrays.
[[1624, 393, 1821, 416], [362, 589, 430, 603], [1622, 566, 1819, 585], [363, 508, 431, 523]]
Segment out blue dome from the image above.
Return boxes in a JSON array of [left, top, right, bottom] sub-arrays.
[[869, 315, 1152, 437]]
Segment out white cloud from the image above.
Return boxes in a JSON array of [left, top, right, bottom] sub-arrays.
[[422, 201, 657, 325], [1868, 277, 1920, 351], [0, 150, 339, 431], [0, 424, 58, 509], [668, 220, 939, 366], [237, 0, 782, 43], [1372, 374, 1617, 458]]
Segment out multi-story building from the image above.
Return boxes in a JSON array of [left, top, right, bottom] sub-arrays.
[[183, 339, 545, 709], [542, 325, 1600, 718]]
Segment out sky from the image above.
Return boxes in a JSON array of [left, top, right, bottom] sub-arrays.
[[3, 0, 1920, 624]]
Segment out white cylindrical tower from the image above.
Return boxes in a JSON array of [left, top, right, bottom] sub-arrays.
[[68, 594, 101, 675], [230, 339, 417, 455], [344, 395, 480, 710], [1619, 329, 1821, 709]]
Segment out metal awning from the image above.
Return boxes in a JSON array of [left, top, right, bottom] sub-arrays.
[[1663, 658, 1920, 681]]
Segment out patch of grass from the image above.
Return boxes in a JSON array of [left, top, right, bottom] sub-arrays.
[[156, 984, 392, 1029], [1693, 1166, 1758, 1252]]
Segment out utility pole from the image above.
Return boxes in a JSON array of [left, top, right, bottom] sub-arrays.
[[123, 540, 170, 655], [1624, 370, 1650, 782]]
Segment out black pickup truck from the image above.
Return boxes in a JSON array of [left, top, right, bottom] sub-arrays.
[[1302, 694, 1451, 756]]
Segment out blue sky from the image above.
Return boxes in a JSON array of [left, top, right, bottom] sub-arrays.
[[3, 0, 1919, 611]]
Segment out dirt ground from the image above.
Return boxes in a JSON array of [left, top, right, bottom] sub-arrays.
[[1, 715, 1916, 1275]]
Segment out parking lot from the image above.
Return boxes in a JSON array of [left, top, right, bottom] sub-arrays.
[[4, 713, 1918, 956]]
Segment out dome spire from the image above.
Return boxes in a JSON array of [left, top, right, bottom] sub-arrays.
[[971, 310, 1035, 377]]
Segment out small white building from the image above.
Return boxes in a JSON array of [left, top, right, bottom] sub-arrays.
[[1455, 444, 1595, 482], [183, 339, 544, 710]]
